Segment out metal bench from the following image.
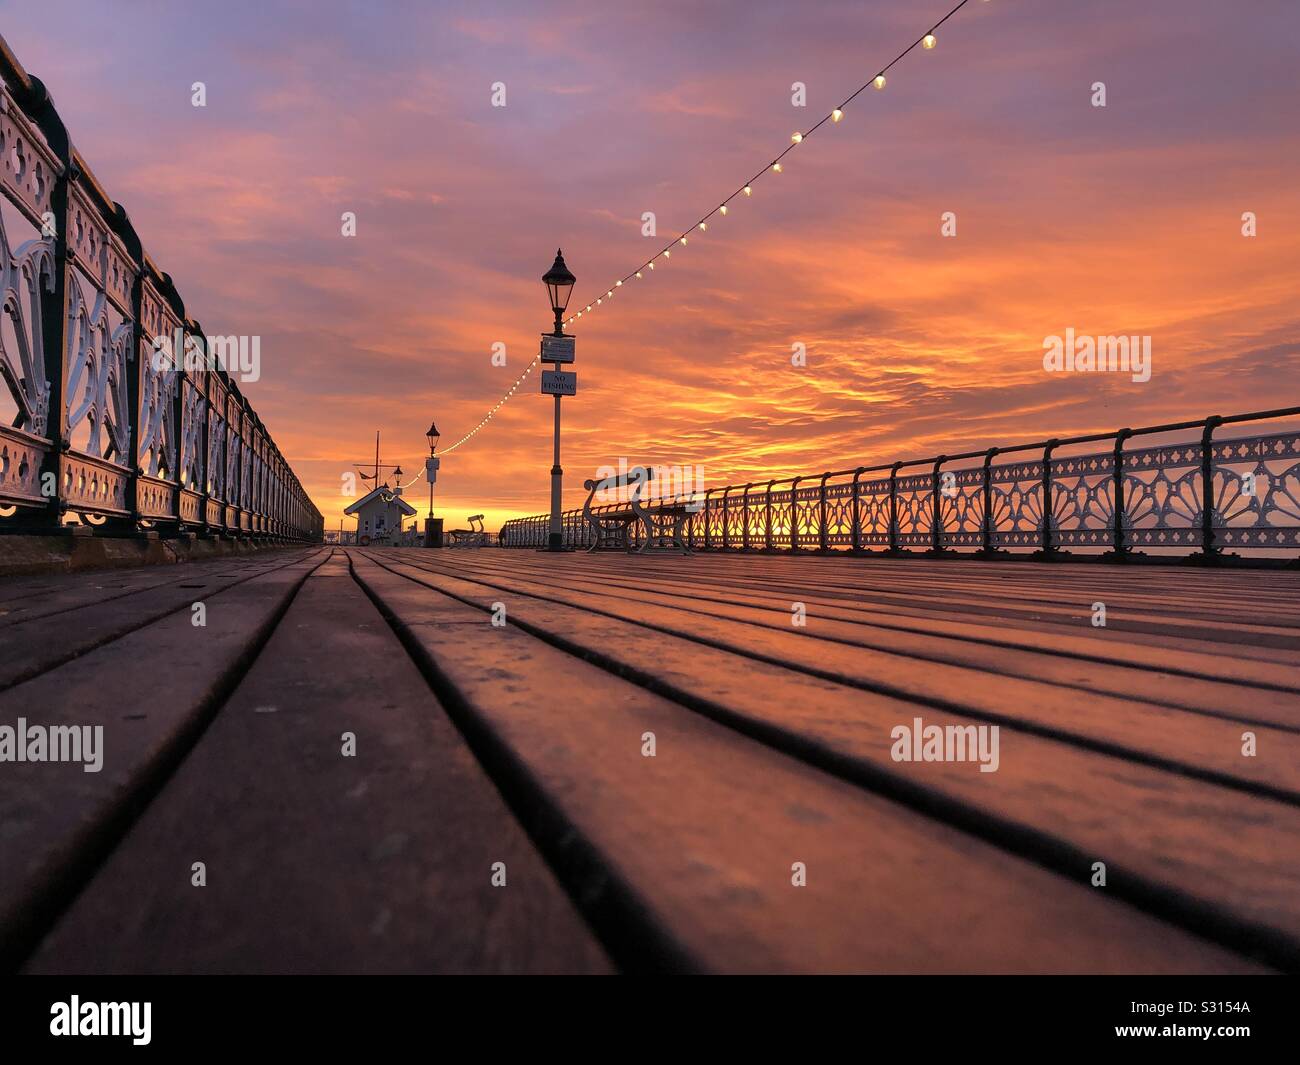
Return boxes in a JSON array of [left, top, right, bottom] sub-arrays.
[[581, 467, 691, 553], [448, 514, 489, 548]]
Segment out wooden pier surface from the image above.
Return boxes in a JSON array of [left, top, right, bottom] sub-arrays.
[[2, 546, 1297, 973]]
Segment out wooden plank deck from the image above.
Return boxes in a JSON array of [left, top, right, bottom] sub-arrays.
[[1, 545, 1296, 973]]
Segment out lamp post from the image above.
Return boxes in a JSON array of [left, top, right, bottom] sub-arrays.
[[541, 249, 576, 550], [424, 421, 441, 548]]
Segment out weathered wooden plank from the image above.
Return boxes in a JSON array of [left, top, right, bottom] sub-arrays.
[[437, 553, 1300, 719], [349, 552, 1266, 973], [0, 551, 324, 691], [368, 551, 1300, 969], [393, 553, 1300, 799], [25, 555, 610, 974], [485, 553, 1300, 645], [508, 550, 1300, 626], [0, 553, 326, 968], [0, 552, 310, 627], [464, 550, 1300, 660], [461, 551, 1300, 672]]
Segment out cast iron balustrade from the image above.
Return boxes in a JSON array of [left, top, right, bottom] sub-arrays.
[[0, 36, 321, 542], [499, 407, 1300, 560]]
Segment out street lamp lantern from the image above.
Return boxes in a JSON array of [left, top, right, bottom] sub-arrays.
[[426, 421, 440, 454], [542, 248, 576, 335]]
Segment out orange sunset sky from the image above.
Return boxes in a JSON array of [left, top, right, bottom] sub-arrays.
[[5, 0, 1298, 532]]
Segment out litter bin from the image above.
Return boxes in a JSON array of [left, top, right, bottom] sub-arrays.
[[423, 517, 444, 548]]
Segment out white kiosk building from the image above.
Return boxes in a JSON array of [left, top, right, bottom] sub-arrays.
[[344, 484, 417, 545]]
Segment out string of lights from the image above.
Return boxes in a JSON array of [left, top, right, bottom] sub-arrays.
[[397, 354, 543, 487], [435, 0, 982, 460]]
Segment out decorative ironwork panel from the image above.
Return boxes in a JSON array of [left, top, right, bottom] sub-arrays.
[[137, 278, 179, 483], [1212, 431, 1300, 548], [136, 474, 176, 520], [767, 488, 794, 548], [0, 85, 61, 226], [0, 426, 45, 507], [0, 204, 55, 439], [986, 456, 1049, 548], [60, 451, 128, 515], [823, 480, 856, 547], [179, 377, 205, 492], [893, 471, 934, 547], [937, 467, 987, 550], [179, 486, 202, 525]]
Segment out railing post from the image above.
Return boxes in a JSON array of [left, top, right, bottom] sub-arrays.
[[741, 483, 752, 551], [789, 476, 803, 553], [32, 90, 71, 534], [721, 486, 731, 550], [764, 480, 775, 550], [1112, 429, 1133, 559], [703, 488, 714, 550], [931, 456, 947, 554], [1201, 415, 1223, 559], [1040, 439, 1059, 557], [43, 165, 72, 531], [123, 228, 146, 535], [981, 448, 999, 555], [851, 467, 866, 552], [818, 472, 830, 552], [887, 462, 902, 554]]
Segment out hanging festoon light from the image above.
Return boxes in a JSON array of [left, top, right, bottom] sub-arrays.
[[435, 0, 982, 460]]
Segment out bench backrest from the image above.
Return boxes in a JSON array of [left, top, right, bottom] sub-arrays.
[[467, 514, 484, 533], [583, 466, 654, 496]]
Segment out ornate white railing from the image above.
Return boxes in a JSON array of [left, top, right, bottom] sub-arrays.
[[0, 35, 321, 542]]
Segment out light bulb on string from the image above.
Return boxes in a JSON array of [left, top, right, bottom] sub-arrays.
[[491, 0, 977, 449]]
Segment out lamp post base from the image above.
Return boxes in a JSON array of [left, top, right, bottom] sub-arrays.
[[424, 517, 444, 548]]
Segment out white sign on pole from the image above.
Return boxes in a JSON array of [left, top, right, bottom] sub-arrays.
[[541, 370, 577, 396], [425, 456, 440, 483], [540, 334, 576, 364]]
